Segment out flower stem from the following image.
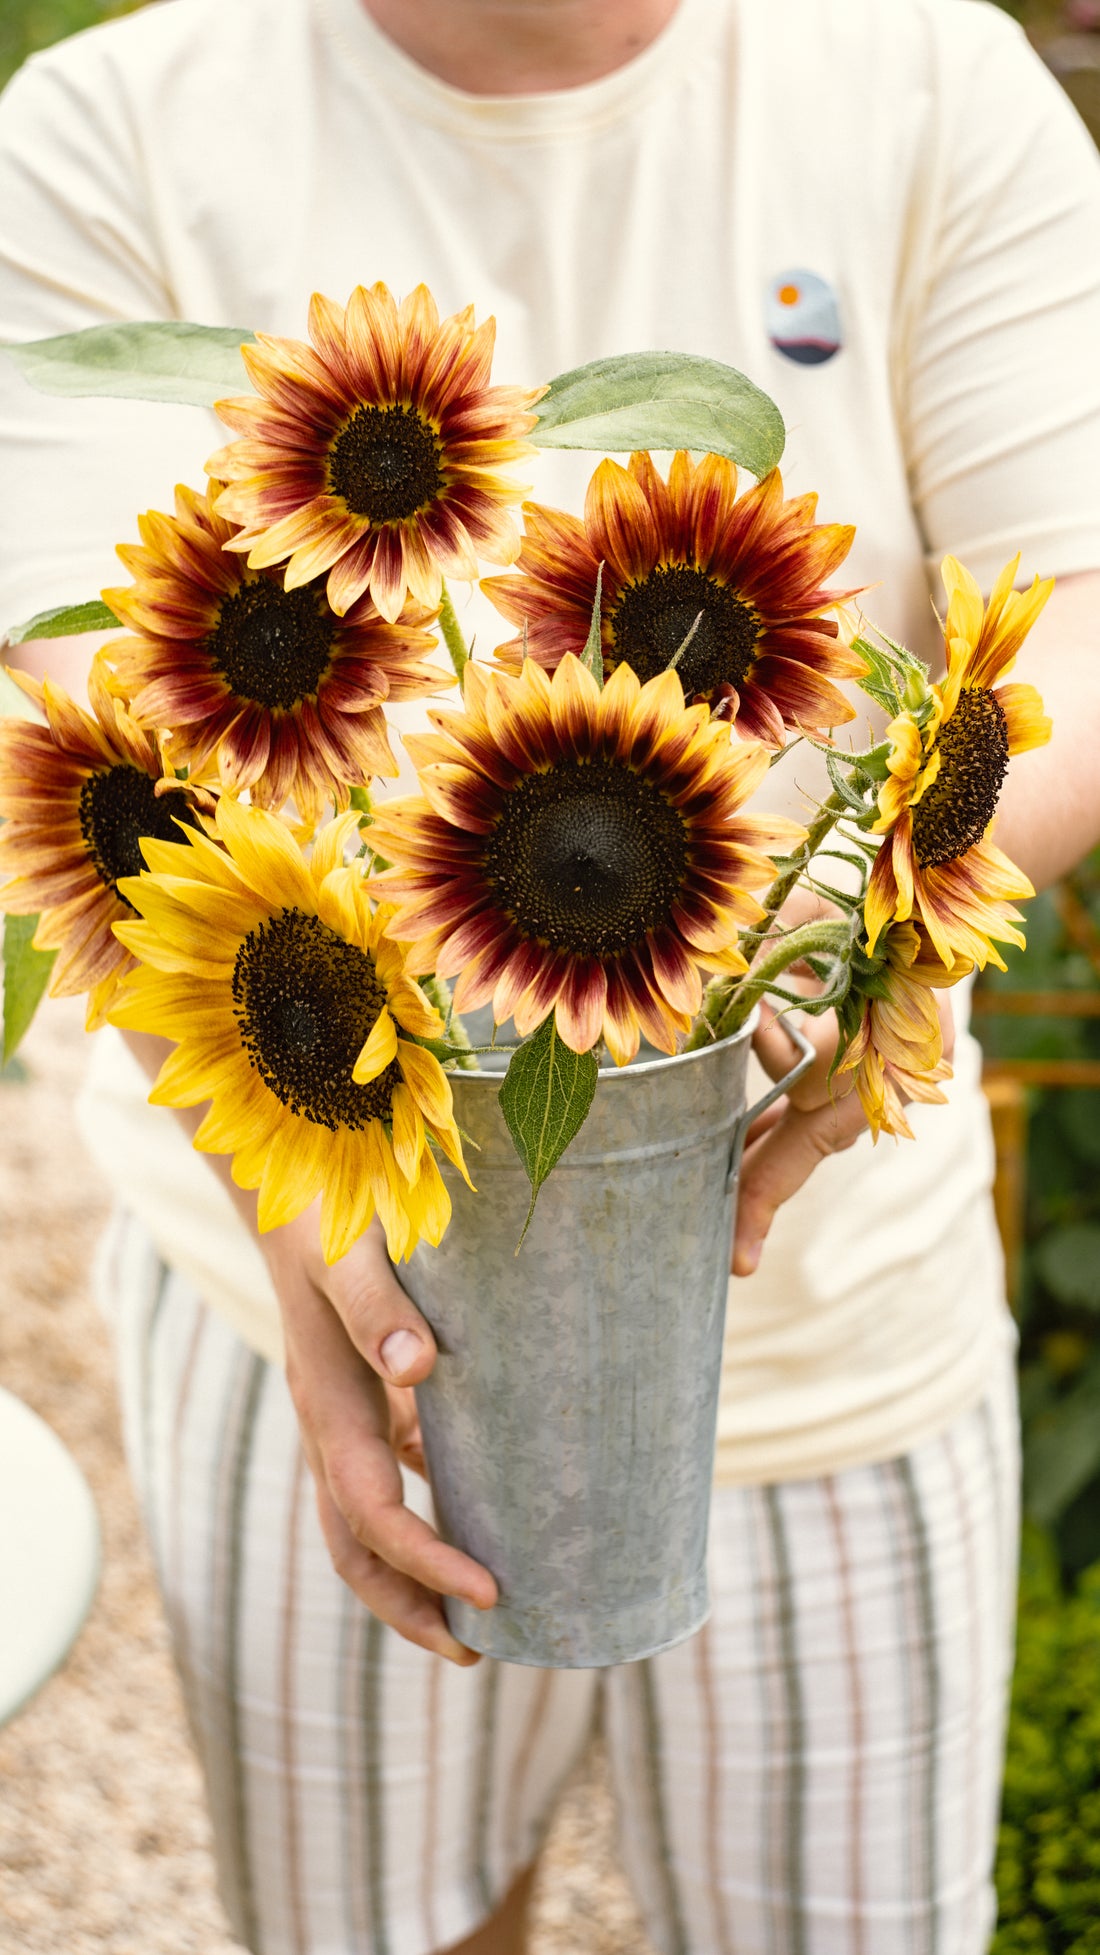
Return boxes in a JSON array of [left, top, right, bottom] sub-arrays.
[[684, 789, 851, 1049], [419, 974, 478, 1070], [437, 580, 470, 685]]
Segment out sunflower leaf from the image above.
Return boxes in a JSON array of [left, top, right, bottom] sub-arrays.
[[581, 563, 605, 688], [2, 914, 56, 1065], [7, 599, 121, 645], [533, 351, 785, 476], [850, 636, 905, 715], [499, 1014, 598, 1251], [1, 321, 256, 407], [825, 750, 875, 816]]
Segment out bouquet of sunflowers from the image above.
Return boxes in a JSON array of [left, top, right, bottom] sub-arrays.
[[0, 283, 1053, 1263]]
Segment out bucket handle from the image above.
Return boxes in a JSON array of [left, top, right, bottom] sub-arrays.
[[725, 1015, 816, 1194]]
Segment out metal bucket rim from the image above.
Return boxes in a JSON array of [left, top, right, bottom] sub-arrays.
[[455, 1002, 760, 1086]]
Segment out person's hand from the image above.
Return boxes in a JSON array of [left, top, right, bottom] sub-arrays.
[[731, 993, 955, 1277], [260, 1205, 497, 1664]]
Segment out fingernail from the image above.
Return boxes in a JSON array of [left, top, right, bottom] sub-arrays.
[[380, 1328, 423, 1377]]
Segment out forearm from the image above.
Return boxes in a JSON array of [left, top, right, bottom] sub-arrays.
[[120, 1025, 262, 1237], [990, 569, 1100, 889]]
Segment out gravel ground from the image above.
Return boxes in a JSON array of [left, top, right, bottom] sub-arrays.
[[0, 999, 654, 1954]]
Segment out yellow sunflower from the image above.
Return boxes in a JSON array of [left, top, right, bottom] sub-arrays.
[[102, 480, 450, 830], [107, 796, 470, 1264], [865, 554, 1052, 970], [368, 653, 805, 1066], [208, 283, 542, 623], [839, 922, 966, 1140], [481, 451, 864, 743], [0, 656, 205, 1028]]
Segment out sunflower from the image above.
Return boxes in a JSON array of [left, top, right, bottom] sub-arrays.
[[838, 922, 965, 1140], [207, 283, 542, 624], [0, 657, 205, 1029], [481, 451, 863, 744], [368, 653, 806, 1066], [102, 480, 450, 829], [107, 795, 470, 1264], [865, 554, 1052, 970]]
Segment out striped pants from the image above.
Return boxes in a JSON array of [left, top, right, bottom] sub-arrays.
[[104, 1213, 1020, 1955]]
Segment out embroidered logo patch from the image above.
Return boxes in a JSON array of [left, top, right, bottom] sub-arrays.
[[766, 270, 842, 365]]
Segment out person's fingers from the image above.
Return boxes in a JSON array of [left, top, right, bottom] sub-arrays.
[[324, 1231, 439, 1385], [266, 1207, 438, 1386], [282, 1255, 497, 1612], [732, 1076, 866, 1277], [384, 1381, 427, 1477], [739, 1098, 787, 1151], [312, 1480, 481, 1666], [750, 1003, 836, 1111]]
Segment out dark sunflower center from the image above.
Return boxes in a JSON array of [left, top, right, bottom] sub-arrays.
[[78, 768, 199, 907], [910, 686, 1010, 870], [481, 756, 689, 957], [231, 908, 399, 1130], [327, 402, 445, 525], [608, 563, 761, 696], [206, 579, 337, 710]]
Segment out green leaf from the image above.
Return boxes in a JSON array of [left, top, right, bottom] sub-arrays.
[[2, 320, 257, 407], [1034, 1224, 1100, 1313], [2, 914, 56, 1064], [1025, 1358, 1100, 1525], [1059, 1092, 1100, 1169], [498, 1014, 598, 1249], [850, 635, 905, 716], [7, 598, 120, 645], [533, 351, 785, 476], [581, 562, 605, 687], [825, 750, 875, 815]]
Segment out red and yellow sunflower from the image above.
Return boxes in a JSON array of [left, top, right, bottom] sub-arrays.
[[482, 451, 863, 744], [103, 480, 450, 829], [108, 796, 470, 1264], [368, 653, 805, 1066], [208, 283, 542, 623], [0, 657, 205, 1028], [865, 554, 1052, 971], [839, 922, 967, 1140]]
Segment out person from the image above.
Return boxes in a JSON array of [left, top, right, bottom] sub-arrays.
[[3, 1, 1100, 1950]]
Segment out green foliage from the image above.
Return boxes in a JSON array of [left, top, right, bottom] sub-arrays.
[[532, 350, 786, 476], [0, 0, 149, 93], [3, 320, 256, 407], [7, 597, 119, 644], [2, 913, 55, 1064], [499, 1015, 598, 1249], [993, 1527, 1100, 1951], [974, 852, 1100, 1577]]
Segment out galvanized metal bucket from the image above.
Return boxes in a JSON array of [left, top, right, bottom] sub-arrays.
[[404, 1010, 812, 1668]]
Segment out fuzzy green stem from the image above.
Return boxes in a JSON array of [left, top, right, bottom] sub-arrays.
[[437, 579, 470, 684], [684, 790, 850, 1050], [419, 973, 478, 1070], [704, 920, 851, 1043]]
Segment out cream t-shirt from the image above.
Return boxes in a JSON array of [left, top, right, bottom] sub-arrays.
[[2, 0, 1100, 1481]]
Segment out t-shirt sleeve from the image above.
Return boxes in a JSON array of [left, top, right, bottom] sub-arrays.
[[899, 3, 1100, 587], [0, 46, 217, 631]]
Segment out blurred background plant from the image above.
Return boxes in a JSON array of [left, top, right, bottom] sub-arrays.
[[1, 1, 1099, 1948], [0, 0, 146, 92], [975, 853, 1100, 1582], [992, 1525, 1100, 1953]]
